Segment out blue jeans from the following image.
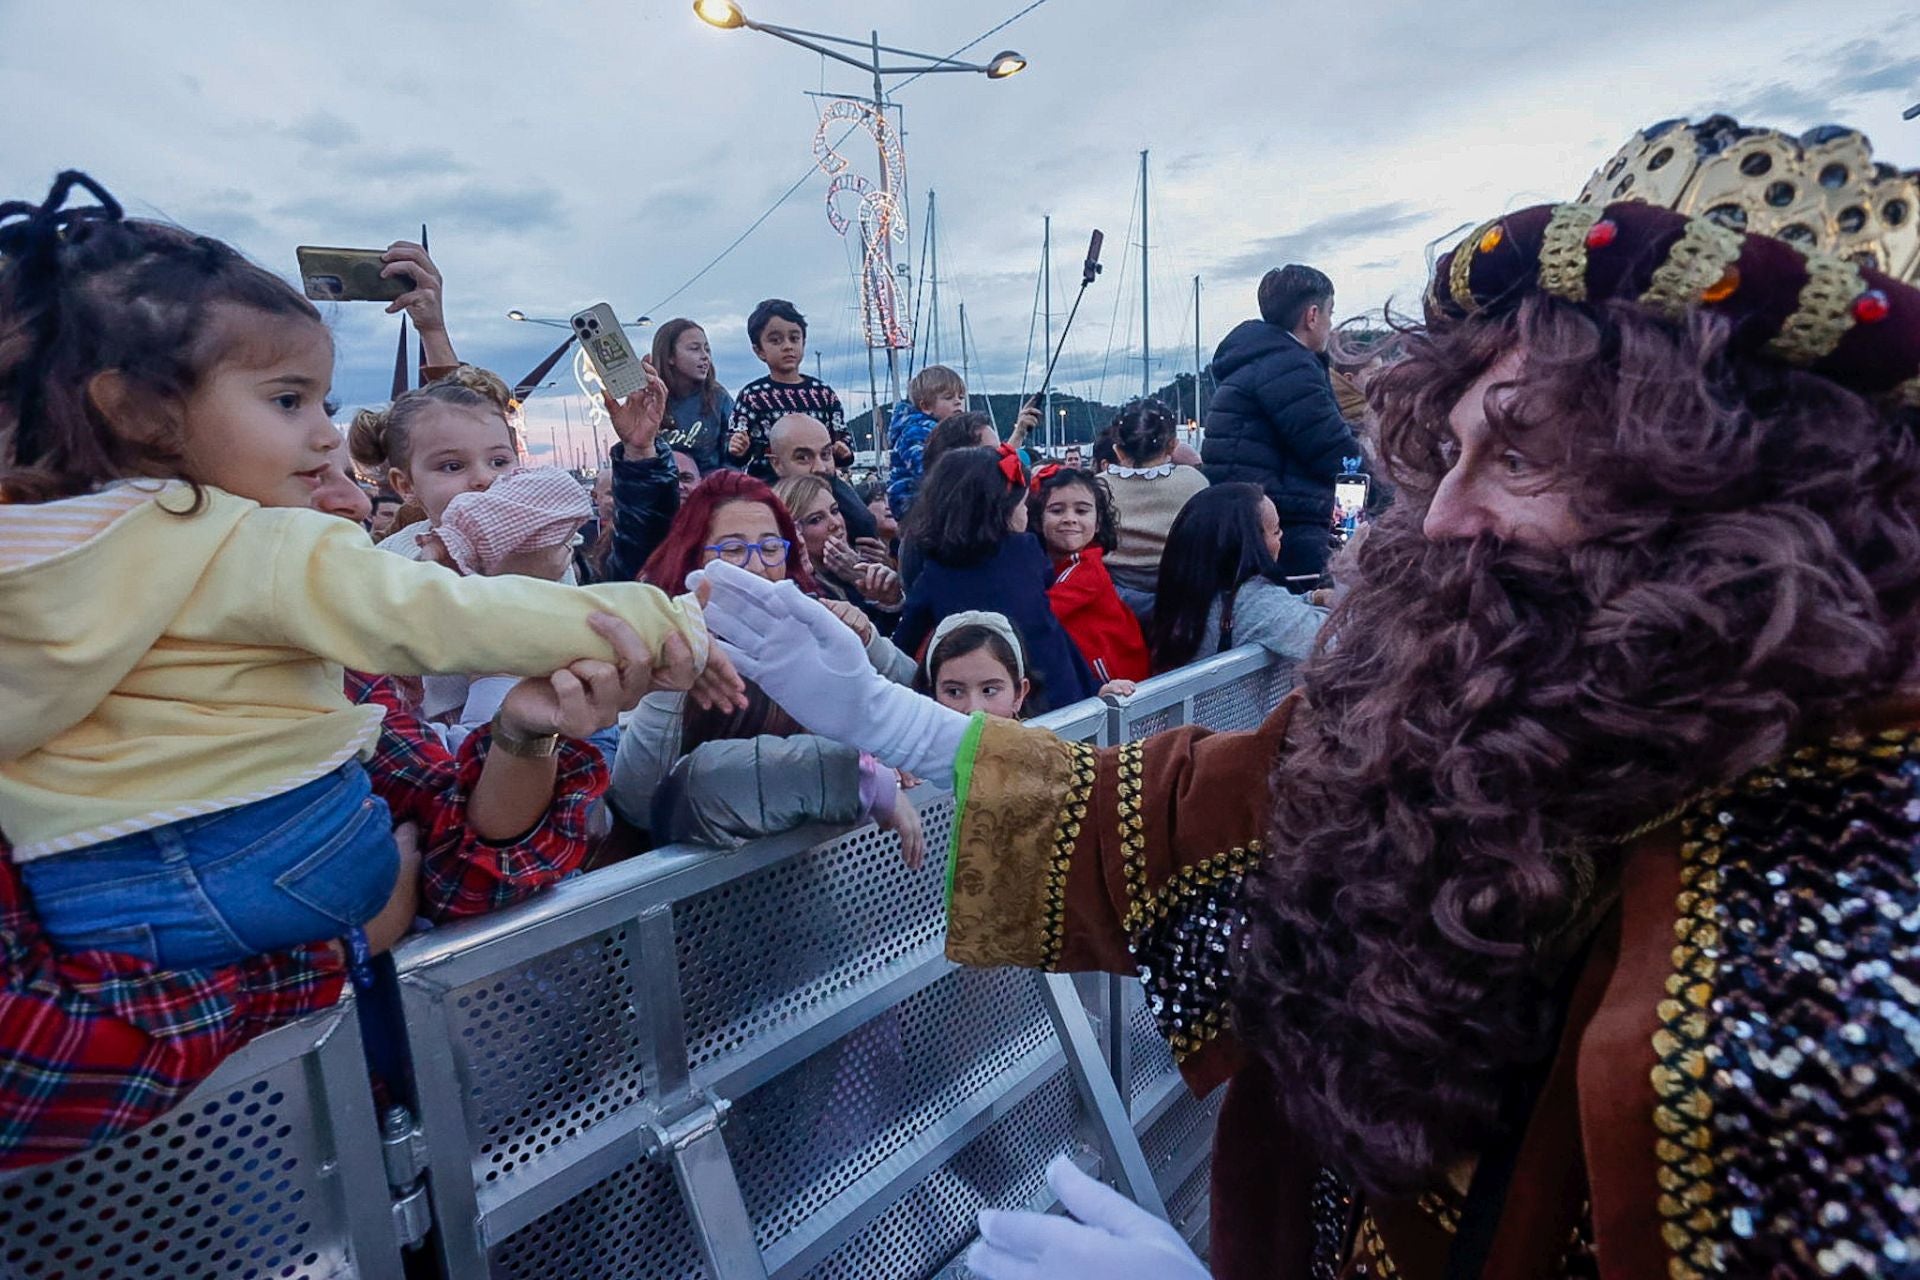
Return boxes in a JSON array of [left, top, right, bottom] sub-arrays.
[[587, 724, 622, 775], [22, 761, 399, 969]]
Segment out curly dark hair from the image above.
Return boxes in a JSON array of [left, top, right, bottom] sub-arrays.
[[1027, 466, 1118, 556], [1231, 293, 1920, 1197]]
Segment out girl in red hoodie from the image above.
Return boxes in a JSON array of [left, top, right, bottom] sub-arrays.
[[1028, 465, 1149, 687]]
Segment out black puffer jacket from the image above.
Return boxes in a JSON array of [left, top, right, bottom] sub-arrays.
[[1200, 320, 1361, 524], [600, 440, 682, 584]]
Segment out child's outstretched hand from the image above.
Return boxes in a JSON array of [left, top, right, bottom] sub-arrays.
[[604, 357, 668, 456], [684, 580, 749, 711], [495, 613, 694, 742], [882, 791, 926, 871]]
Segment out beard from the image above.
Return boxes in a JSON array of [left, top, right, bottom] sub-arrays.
[[1228, 503, 1867, 1196]]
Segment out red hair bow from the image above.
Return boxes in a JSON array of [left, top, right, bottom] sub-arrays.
[[996, 443, 1027, 489], [1028, 461, 1062, 495]]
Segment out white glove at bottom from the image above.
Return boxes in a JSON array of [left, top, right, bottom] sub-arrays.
[[693, 559, 970, 788], [966, 1156, 1211, 1280]]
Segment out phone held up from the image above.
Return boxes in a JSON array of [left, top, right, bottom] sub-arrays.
[[1332, 455, 1370, 546], [571, 304, 649, 400], [295, 246, 412, 303]]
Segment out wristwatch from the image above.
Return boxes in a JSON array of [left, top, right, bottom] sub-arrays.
[[489, 711, 560, 758]]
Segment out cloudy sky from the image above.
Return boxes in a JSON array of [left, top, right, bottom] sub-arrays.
[[4, 0, 1917, 462]]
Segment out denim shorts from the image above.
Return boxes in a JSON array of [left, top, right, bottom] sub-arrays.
[[22, 761, 399, 969]]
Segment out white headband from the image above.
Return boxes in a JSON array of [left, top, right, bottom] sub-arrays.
[[925, 610, 1026, 684]]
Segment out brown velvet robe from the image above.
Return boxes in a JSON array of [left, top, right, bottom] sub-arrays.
[[943, 698, 1920, 1278]]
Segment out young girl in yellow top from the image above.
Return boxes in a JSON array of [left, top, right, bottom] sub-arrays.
[[0, 172, 737, 968]]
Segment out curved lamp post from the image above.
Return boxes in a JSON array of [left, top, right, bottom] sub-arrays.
[[692, 0, 1026, 449]]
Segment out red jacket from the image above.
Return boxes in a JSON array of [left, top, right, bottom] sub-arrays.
[[1047, 546, 1149, 684]]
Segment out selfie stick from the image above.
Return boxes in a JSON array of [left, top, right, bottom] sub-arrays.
[[1030, 229, 1104, 407]]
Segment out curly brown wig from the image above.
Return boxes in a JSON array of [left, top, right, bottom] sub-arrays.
[[1230, 293, 1920, 1196]]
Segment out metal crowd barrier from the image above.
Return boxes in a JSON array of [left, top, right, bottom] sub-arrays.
[[0, 646, 1292, 1280], [0, 1001, 405, 1280]]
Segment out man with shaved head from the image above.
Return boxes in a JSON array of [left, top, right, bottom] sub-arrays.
[[767, 413, 877, 544]]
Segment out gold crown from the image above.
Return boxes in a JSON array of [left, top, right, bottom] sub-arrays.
[[1578, 115, 1920, 283]]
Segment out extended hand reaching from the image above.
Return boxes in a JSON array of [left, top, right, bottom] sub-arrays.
[[694, 559, 970, 786], [965, 1156, 1209, 1280]]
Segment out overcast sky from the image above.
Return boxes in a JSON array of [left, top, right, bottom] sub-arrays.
[[4, 1, 1917, 463]]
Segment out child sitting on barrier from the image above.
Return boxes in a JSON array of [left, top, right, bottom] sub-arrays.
[[0, 171, 741, 971]]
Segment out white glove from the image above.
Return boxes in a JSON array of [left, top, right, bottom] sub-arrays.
[[966, 1156, 1209, 1280], [693, 560, 970, 788]]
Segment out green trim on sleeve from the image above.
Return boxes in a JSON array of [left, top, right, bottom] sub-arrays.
[[943, 712, 990, 910]]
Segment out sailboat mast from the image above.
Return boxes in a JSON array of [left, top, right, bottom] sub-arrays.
[[927, 189, 940, 366], [1193, 275, 1202, 425], [958, 300, 969, 387], [1140, 149, 1150, 400], [1043, 214, 1053, 452]]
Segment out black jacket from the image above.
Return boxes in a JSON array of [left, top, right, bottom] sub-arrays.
[[1200, 320, 1361, 523], [829, 473, 878, 546], [601, 440, 682, 584]]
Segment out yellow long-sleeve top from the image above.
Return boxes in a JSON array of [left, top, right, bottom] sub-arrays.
[[0, 482, 707, 862]]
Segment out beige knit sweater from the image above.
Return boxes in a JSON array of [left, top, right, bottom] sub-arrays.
[[1104, 463, 1210, 580]]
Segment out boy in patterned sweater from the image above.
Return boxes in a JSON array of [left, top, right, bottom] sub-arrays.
[[726, 298, 851, 479]]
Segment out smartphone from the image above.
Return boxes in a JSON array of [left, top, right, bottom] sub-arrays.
[[295, 246, 411, 303], [1333, 454, 1371, 543], [1334, 475, 1371, 529], [570, 303, 649, 400]]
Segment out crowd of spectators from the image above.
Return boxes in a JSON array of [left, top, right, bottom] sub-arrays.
[[0, 168, 1371, 1170]]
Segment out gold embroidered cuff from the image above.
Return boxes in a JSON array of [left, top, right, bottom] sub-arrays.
[[945, 717, 1095, 970]]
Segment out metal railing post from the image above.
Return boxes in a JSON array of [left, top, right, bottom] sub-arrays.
[[1038, 972, 1167, 1217], [632, 902, 769, 1280]]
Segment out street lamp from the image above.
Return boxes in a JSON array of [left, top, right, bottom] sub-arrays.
[[692, 0, 1026, 449], [507, 310, 651, 329], [985, 51, 1027, 80]]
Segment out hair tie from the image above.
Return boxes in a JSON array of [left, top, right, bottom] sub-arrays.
[[1028, 461, 1062, 495], [995, 442, 1026, 490], [0, 170, 123, 270], [0, 173, 123, 468]]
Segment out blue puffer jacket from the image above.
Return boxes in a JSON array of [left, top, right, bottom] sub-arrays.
[[885, 402, 939, 519], [1200, 320, 1361, 524]]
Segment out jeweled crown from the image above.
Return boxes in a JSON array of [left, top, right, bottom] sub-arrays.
[[1579, 115, 1920, 284]]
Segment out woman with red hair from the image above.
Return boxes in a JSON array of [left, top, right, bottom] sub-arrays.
[[612, 471, 926, 862]]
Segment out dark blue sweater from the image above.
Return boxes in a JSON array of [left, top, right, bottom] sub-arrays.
[[893, 533, 1099, 713]]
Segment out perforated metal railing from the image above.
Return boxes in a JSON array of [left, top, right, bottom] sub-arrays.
[[0, 1002, 406, 1280], [0, 646, 1291, 1280]]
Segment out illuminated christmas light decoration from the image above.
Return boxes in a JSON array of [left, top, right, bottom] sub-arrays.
[[572, 345, 613, 437], [504, 398, 532, 465], [813, 97, 912, 350]]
